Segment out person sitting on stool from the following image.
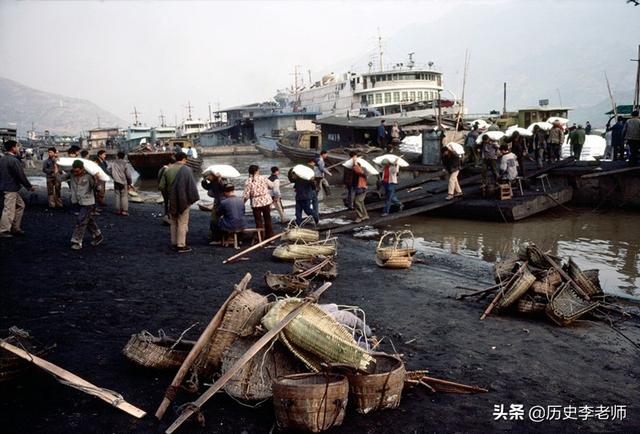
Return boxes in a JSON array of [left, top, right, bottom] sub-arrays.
[[211, 184, 247, 243]]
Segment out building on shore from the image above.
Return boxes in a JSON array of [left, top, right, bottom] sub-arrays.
[[517, 102, 572, 127], [88, 127, 120, 149]]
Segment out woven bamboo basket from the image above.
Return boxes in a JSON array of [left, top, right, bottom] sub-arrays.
[[531, 280, 555, 297], [376, 231, 416, 261], [221, 336, 303, 402], [0, 330, 53, 383], [273, 373, 349, 433], [545, 283, 599, 326], [262, 298, 375, 372], [265, 272, 310, 295], [497, 265, 536, 309], [567, 259, 602, 296], [202, 290, 269, 374], [273, 241, 337, 261], [283, 228, 320, 243], [293, 257, 338, 280], [375, 255, 412, 269], [493, 256, 519, 283], [515, 298, 547, 314], [122, 330, 194, 370], [347, 353, 405, 414]]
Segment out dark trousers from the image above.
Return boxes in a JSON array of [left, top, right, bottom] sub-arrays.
[[482, 159, 498, 184], [344, 186, 355, 209], [516, 155, 526, 177], [295, 199, 318, 226], [612, 141, 624, 161], [628, 140, 640, 166], [95, 181, 106, 206], [71, 205, 100, 245], [549, 143, 561, 161], [252, 205, 273, 238], [572, 143, 584, 161]]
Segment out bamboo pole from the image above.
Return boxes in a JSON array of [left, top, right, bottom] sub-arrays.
[[165, 282, 332, 434], [222, 232, 285, 264], [0, 341, 146, 418], [480, 265, 525, 320], [604, 71, 618, 118], [420, 375, 488, 394], [454, 49, 470, 134], [295, 256, 331, 278], [155, 273, 251, 420], [539, 252, 590, 300]]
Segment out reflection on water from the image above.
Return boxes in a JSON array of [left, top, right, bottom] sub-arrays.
[[387, 210, 640, 300]]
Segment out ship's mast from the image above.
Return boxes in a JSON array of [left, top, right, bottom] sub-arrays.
[[291, 65, 301, 112], [632, 44, 640, 111], [208, 103, 212, 122], [185, 101, 194, 121], [131, 107, 140, 126], [377, 28, 384, 71], [159, 111, 166, 127]]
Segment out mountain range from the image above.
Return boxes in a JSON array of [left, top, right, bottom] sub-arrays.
[[0, 77, 126, 136]]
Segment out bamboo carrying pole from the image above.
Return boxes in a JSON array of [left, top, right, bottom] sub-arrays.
[[480, 264, 525, 320], [420, 375, 488, 394], [295, 256, 331, 278], [165, 282, 332, 434], [539, 252, 590, 300], [155, 273, 251, 420], [222, 232, 285, 264], [0, 341, 146, 418]]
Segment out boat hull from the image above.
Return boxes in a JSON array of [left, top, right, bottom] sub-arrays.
[[128, 152, 202, 178]]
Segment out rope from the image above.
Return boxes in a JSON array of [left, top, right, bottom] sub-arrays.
[[57, 378, 124, 407], [170, 322, 199, 350]]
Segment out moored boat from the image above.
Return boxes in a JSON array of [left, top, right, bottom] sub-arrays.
[[128, 151, 202, 178]]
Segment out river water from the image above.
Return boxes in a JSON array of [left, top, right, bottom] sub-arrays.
[[29, 154, 639, 300]]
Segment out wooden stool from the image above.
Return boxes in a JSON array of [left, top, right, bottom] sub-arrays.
[[499, 183, 513, 200], [242, 228, 264, 245], [222, 232, 242, 250], [536, 174, 552, 192], [222, 228, 265, 249], [514, 177, 524, 196]]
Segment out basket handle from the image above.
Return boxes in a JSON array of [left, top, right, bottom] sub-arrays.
[[377, 231, 395, 249]]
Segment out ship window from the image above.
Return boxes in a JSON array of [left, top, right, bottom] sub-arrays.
[[357, 77, 360, 84], [328, 133, 340, 142], [401, 91, 408, 101], [384, 92, 391, 103], [367, 94, 374, 104], [393, 92, 400, 102], [375, 93, 383, 104], [417, 91, 423, 100], [409, 91, 416, 101]]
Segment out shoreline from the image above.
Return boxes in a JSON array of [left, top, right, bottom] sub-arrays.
[[0, 192, 639, 433]]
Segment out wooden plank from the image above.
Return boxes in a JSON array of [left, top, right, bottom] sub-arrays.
[[155, 273, 251, 420], [165, 282, 332, 434], [0, 341, 146, 419], [581, 166, 640, 179]]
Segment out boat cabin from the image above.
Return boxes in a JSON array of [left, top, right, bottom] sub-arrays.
[[518, 103, 572, 128]]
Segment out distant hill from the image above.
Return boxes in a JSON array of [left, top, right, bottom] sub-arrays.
[[0, 77, 126, 136]]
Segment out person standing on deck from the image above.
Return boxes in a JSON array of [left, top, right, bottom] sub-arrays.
[[498, 144, 519, 182], [623, 110, 640, 166], [442, 146, 463, 200], [548, 122, 565, 162], [377, 119, 389, 149], [202, 171, 226, 240], [585, 121, 592, 135], [159, 152, 199, 252], [478, 134, 499, 185], [243, 165, 274, 238], [506, 131, 527, 176], [108, 152, 133, 216], [42, 147, 63, 208], [464, 123, 480, 166], [313, 150, 332, 198], [268, 166, 286, 224], [94, 150, 109, 212], [0, 140, 35, 238], [58, 160, 103, 250], [569, 124, 586, 161], [381, 159, 403, 216], [288, 168, 318, 226], [390, 121, 401, 150], [352, 159, 369, 223], [531, 125, 547, 168], [607, 116, 626, 161]]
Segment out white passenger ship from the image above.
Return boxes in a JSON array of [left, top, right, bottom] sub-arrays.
[[291, 54, 462, 119]]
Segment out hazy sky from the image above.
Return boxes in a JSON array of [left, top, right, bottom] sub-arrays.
[[1, 0, 638, 126]]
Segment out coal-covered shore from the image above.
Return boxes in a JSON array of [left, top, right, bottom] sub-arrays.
[[1, 191, 639, 434]]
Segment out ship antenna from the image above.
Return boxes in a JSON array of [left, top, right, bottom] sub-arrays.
[[377, 28, 384, 71], [159, 111, 166, 127], [131, 107, 140, 126], [185, 101, 194, 121]]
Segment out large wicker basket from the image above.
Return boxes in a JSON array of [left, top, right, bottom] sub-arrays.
[[1, 329, 53, 383], [497, 265, 536, 309], [273, 240, 337, 261], [262, 298, 375, 372], [493, 256, 519, 283], [567, 259, 602, 296], [282, 227, 320, 243], [273, 373, 349, 433], [265, 272, 310, 295], [515, 298, 547, 314], [375, 255, 412, 269], [293, 257, 338, 280], [347, 353, 405, 414], [376, 231, 416, 261], [201, 290, 269, 374], [545, 283, 599, 326], [122, 330, 194, 370], [221, 336, 303, 402]]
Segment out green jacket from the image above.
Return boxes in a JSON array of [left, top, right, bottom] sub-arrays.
[[569, 128, 586, 145]]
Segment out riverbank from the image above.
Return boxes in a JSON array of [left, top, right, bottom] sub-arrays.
[[1, 192, 639, 433]]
